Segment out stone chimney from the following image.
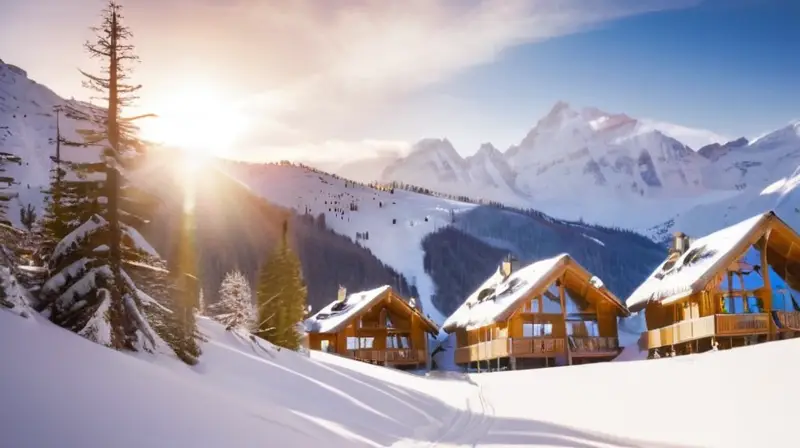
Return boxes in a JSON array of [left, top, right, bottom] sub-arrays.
[[670, 232, 691, 256], [501, 254, 520, 278], [337, 285, 347, 302]]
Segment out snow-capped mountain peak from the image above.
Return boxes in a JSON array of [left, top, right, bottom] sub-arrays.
[[750, 120, 800, 150], [476, 142, 498, 154], [376, 101, 755, 229]]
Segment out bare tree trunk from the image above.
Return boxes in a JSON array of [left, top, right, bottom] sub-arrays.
[[107, 8, 126, 348]]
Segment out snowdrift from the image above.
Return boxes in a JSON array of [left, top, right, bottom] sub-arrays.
[[3, 309, 800, 448], [0, 312, 469, 448]]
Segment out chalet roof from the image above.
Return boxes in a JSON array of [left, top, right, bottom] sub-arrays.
[[625, 212, 779, 313], [304, 285, 439, 335], [442, 253, 626, 332]]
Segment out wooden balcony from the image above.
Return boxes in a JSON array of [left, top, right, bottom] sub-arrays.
[[455, 337, 570, 364], [509, 337, 566, 357], [569, 336, 620, 356], [645, 314, 769, 349], [774, 311, 800, 330], [345, 348, 425, 365]]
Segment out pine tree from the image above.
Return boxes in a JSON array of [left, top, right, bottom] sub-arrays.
[[38, 104, 101, 262], [196, 288, 205, 316], [255, 220, 307, 350], [164, 203, 201, 362], [19, 204, 36, 232], [208, 270, 255, 330], [0, 152, 22, 225], [38, 1, 165, 351], [0, 224, 32, 317]]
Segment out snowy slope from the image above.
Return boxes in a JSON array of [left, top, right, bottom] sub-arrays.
[[0, 60, 103, 227], [5, 304, 800, 447], [217, 161, 478, 325], [0, 311, 471, 448]]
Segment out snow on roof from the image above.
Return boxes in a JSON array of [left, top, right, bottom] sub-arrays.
[[625, 212, 770, 312], [305, 285, 391, 334], [305, 285, 438, 334], [442, 254, 568, 332]]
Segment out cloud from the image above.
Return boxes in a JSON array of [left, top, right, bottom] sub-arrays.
[[226, 138, 412, 165], [133, 0, 701, 160]]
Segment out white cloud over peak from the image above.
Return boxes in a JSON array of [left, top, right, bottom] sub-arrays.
[[217, 0, 702, 155], [2, 0, 702, 162]]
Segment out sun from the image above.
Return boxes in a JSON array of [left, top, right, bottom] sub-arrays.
[[139, 80, 249, 158]]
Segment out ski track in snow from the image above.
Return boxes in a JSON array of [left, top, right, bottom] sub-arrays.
[[395, 378, 496, 448]]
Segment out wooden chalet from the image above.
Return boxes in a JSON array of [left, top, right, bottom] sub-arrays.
[[442, 254, 629, 371], [304, 285, 439, 369], [626, 211, 800, 357]]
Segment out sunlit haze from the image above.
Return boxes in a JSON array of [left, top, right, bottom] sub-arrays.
[[2, 0, 798, 163]]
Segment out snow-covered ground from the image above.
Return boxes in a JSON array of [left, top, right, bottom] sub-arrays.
[[219, 162, 477, 326], [4, 308, 800, 448]]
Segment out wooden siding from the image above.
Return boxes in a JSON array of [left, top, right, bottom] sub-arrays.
[[452, 263, 626, 367], [641, 216, 800, 354], [307, 287, 432, 369]]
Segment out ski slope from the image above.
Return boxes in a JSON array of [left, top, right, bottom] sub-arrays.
[[219, 162, 478, 325], [3, 308, 800, 447]]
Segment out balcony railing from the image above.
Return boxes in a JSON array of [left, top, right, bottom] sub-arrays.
[[345, 348, 425, 364], [569, 336, 620, 354], [774, 311, 800, 330], [455, 337, 569, 364], [645, 314, 770, 349], [509, 337, 565, 357]]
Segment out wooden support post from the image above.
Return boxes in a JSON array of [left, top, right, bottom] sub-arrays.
[[559, 276, 572, 366], [476, 329, 482, 373], [761, 232, 773, 341]]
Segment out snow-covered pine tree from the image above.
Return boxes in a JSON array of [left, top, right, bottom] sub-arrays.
[[0, 151, 22, 226], [196, 288, 205, 316], [38, 104, 101, 262], [162, 205, 201, 362], [254, 220, 307, 350], [37, 2, 169, 352], [208, 269, 255, 330], [0, 224, 34, 317]]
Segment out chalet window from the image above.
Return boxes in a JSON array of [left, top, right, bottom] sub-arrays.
[[567, 321, 598, 337], [386, 335, 409, 349], [525, 298, 540, 313], [346, 337, 374, 350], [320, 340, 333, 353], [523, 323, 552, 337], [542, 288, 562, 313], [723, 296, 745, 314]]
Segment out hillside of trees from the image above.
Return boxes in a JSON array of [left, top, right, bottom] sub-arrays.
[[423, 205, 667, 315], [144, 161, 417, 314]]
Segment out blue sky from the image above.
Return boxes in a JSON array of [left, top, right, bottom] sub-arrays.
[[1, 0, 797, 161], [370, 0, 800, 154]]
